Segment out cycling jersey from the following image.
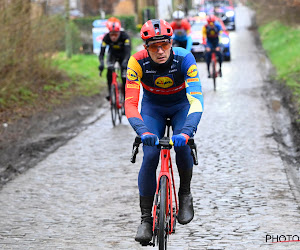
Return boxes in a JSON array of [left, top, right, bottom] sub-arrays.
[[170, 20, 191, 42], [202, 22, 223, 47], [125, 47, 204, 138], [99, 31, 131, 60]]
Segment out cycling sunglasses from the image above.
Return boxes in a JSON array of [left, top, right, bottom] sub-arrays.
[[109, 32, 120, 37], [145, 40, 172, 52]]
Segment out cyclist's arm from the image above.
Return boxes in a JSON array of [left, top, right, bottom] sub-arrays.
[[202, 25, 207, 45], [185, 36, 193, 52], [216, 22, 223, 34], [125, 55, 149, 136], [180, 53, 204, 137], [122, 34, 131, 64], [98, 34, 109, 64]]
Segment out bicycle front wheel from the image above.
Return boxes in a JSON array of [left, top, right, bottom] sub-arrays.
[[110, 84, 117, 126], [117, 86, 124, 123], [158, 175, 167, 250]]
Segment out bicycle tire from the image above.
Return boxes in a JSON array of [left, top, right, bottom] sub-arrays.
[[110, 84, 117, 126], [212, 60, 216, 91], [158, 175, 167, 250], [117, 86, 123, 123]]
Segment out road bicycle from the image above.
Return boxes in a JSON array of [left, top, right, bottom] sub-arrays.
[[131, 118, 198, 249], [101, 64, 125, 126]]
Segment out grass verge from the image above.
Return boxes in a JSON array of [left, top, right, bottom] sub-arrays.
[[259, 21, 300, 119]]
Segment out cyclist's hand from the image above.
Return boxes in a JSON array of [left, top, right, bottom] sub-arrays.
[[98, 65, 104, 76], [171, 133, 190, 147], [141, 132, 159, 146]]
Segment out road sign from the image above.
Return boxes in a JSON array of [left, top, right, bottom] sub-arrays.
[[92, 19, 108, 54]]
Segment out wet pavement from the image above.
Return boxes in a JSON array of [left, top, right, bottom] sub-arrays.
[[1, 5, 300, 250]]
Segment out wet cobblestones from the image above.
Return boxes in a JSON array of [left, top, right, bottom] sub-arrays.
[[1, 5, 300, 250]]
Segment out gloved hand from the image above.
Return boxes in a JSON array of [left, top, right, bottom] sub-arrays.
[[141, 132, 159, 146], [98, 64, 104, 76], [171, 133, 190, 147]]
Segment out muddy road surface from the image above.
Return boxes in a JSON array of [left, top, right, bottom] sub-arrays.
[[1, 5, 300, 250]]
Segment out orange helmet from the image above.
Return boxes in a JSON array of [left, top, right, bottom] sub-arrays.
[[106, 17, 121, 32], [140, 19, 173, 43], [206, 15, 216, 23]]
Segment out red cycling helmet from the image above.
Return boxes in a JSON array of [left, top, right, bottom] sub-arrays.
[[206, 15, 216, 23], [140, 19, 173, 43], [106, 18, 121, 32]]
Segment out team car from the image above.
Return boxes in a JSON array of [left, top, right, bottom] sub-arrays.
[[199, 0, 236, 30], [190, 16, 231, 61]]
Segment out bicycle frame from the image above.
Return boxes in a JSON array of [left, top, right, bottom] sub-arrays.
[[130, 121, 198, 248], [152, 143, 178, 236], [111, 71, 122, 109], [110, 65, 125, 126]]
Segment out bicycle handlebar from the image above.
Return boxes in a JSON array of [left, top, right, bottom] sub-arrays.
[[130, 136, 198, 165]]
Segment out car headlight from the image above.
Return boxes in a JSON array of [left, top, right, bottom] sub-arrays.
[[198, 12, 206, 17], [221, 37, 230, 44], [225, 11, 234, 17]]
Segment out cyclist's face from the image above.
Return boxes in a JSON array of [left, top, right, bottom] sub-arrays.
[[145, 39, 172, 64], [174, 19, 182, 26], [109, 31, 120, 42]]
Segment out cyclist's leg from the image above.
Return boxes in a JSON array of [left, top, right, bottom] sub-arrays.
[[106, 52, 117, 99], [170, 101, 194, 224], [216, 43, 223, 76], [205, 41, 212, 77], [118, 57, 127, 100], [135, 102, 166, 243]]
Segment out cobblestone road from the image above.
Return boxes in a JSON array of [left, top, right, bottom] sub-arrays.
[[1, 5, 300, 250]]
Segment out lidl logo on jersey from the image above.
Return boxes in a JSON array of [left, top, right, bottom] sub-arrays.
[[127, 68, 138, 81], [154, 76, 174, 88], [187, 65, 198, 77]]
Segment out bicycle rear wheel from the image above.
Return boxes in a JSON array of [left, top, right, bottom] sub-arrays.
[[110, 84, 117, 126], [212, 60, 216, 91], [158, 176, 167, 250]]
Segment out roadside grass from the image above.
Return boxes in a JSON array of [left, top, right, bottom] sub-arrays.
[[51, 52, 105, 96], [259, 21, 300, 117], [0, 36, 143, 124]]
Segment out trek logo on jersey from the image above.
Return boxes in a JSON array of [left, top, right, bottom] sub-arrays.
[[187, 65, 198, 77], [154, 76, 174, 88], [127, 68, 138, 81]]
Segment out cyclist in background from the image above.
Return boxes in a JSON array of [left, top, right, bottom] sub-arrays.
[[170, 10, 193, 52], [202, 15, 223, 78], [98, 17, 131, 100], [125, 19, 204, 244]]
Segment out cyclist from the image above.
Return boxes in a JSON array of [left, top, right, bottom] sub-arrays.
[[202, 14, 223, 78], [98, 17, 131, 100], [170, 10, 193, 52], [125, 19, 204, 244]]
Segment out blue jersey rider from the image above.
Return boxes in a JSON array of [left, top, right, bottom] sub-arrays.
[[202, 15, 223, 78], [125, 19, 204, 244]]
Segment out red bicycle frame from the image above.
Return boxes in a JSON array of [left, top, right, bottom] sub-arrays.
[[152, 147, 178, 235], [111, 71, 122, 109]]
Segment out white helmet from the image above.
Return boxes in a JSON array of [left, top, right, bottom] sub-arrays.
[[173, 10, 184, 20]]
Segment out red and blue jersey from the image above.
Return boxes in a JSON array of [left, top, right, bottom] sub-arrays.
[[125, 47, 204, 137]]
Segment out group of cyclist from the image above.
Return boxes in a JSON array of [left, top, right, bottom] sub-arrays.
[[98, 12, 222, 245]]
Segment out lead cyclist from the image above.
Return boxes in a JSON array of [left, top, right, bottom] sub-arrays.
[[125, 19, 204, 244]]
